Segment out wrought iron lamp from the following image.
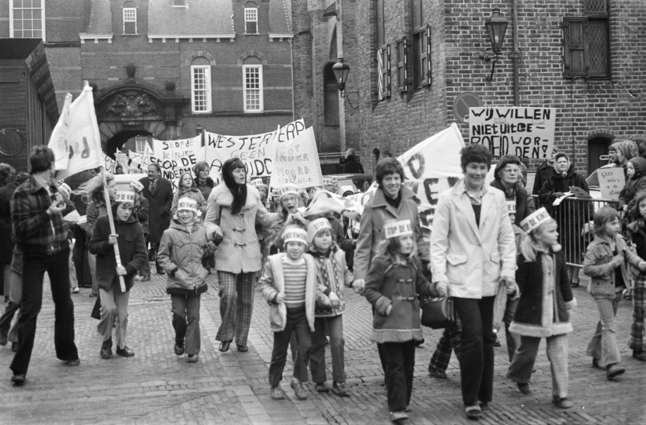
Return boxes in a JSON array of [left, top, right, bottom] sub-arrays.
[[479, 8, 508, 81], [332, 58, 351, 98]]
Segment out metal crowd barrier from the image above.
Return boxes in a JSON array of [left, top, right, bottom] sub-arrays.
[[532, 195, 621, 269]]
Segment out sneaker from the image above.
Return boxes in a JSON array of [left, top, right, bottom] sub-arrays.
[[315, 382, 330, 393], [331, 381, 349, 397], [465, 404, 482, 420], [71, 287, 79, 294], [187, 354, 199, 363], [290, 380, 308, 400], [517, 382, 531, 394], [390, 410, 408, 422], [606, 363, 625, 379], [552, 396, 574, 409], [428, 366, 448, 379], [270, 386, 286, 400], [11, 373, 26, 386], [633, 351, 646, 362], [479, 401, 489, 410], [174, 344, 185, 356], [116, 346, 135, 357]]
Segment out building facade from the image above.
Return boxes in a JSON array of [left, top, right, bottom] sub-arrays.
[[0, 0, 295, 157], [295, 0, 646, 175]]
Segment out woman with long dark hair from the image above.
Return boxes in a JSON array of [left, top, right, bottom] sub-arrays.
[[205, 158, 278, 352]]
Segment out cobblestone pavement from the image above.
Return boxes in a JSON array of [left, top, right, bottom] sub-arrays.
[[0, 269, 645, 424]]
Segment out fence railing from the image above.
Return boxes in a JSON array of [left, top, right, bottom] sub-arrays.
[[532, 195, 621, 268]]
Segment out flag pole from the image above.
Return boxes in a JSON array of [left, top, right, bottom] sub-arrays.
[[100, 165, 127, 293]]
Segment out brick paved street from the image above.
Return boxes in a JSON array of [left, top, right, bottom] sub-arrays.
[[0, 270, 645, 425]]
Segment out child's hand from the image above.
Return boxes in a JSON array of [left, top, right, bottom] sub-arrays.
[[275, 293, 285, 304], [639, 261, 646, 272], [329, 292, 340, 307], [352, 279, 365, 294], [385, 305, 392, 316], [108, 234, 118, 245], [612, 254, 624, 268], [116, 265, 127, 276]]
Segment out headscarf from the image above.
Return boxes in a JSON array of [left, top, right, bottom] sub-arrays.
[[221, 158, 247, 215], [629, 157, 646, 180], [611, 140, 639, 163]]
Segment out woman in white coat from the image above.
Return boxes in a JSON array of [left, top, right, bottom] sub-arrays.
[[430, 144, 517, 420]]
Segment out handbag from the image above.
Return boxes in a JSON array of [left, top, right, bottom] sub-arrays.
[[420, 296, 456, 329]]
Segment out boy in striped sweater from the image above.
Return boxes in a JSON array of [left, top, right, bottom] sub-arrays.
[[260, 226, 318, 401]]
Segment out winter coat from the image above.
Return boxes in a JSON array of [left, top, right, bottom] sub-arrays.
[[430, 179, 516, 299], [89, 214, 147, 293], [532, 160, 554, 196], [139, 176, 174, 243], [157, 220, 211, 295], [83, 199, 108, 241], [538, 164, 590, 216], [364, 254, 436, 343], [170, 187, 207, 218], [204, 183, 278, 274], [490, 179, 535, 227], [0, 180, 20, 263], [354, 186, 428, 281], [619, 158, 646, 208], [259, 253, 318, 332], [511, 244, 575, 338], [340, 156, 365, 174], [310, 245, 354, 317], [194, 177, 214, 201], [583, 234, 644, 298], [626, 220, 646, 262], [134, 197, 149, 235]]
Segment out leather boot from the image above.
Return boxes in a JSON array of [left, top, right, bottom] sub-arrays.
[[101, 338, 113, 359]]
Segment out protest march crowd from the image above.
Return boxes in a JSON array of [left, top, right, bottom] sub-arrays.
[[1, 137, 646, 423]]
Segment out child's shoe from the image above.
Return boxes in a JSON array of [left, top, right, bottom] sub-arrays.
[[174, 344, 184, 356], [290, 380, 307, 400], [517, 382, 531, 394], [390, 410, 408, 423], [315, 382, 330, 393], [606, 363, 625, 379], [552, 396, 574, 409], [633, 351, 646, 361], [270, 386, 286, 400], [464, 404, 482, 420], [331, 381, 349, 397], [187, 354, 199, 363]]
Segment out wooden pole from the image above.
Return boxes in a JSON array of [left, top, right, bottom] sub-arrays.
[[100, 166, 127, 292]]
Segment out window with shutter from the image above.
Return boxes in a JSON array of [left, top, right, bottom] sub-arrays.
[[410, 0, 425, 89], [123, 7, 137, 35], [562, 17, 588, 78], [245, 8, 258, 34], [421, 26, 431, 87], [377, 46, 391, 100], [396, 38, 409, 93]]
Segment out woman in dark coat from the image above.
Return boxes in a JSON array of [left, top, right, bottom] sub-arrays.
[[491, 155, 535, 227], [340, 149, 365, 174], [193, 161, 214, 201], [90, 191, 147, 359]]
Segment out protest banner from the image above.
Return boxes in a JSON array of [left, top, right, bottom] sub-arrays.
[[127, 142, 153, 174], [398, 123, 465, 229], [152, 136, 204, 190], [204, 118, 306, 184], [598, 167, 625, 200], [269, 127, 324, 190], [468, 107, 556, 159]]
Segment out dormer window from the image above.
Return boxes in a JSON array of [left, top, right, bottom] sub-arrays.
[[244, 7, 258, 34]]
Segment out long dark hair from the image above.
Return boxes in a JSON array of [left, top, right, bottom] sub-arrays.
[[222, 158, 247, 215]]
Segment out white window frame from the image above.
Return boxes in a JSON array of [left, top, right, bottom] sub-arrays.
[[9, 0, 46, 42], [135, 136, 148, 153], [191, 65, 212, 114], [244, 7, 258, 34], [123, 7, 137, 35], [243, 65, 263, 113]]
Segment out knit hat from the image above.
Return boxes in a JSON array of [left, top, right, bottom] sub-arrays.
[[494, 155, 522, 180], [250, 178, 267, 188], [629, 157, 646, 179], [520, 207, 551, 234], [307, 218, 332, 243], [279, 184, 300, 200], [177, 198, 198, 213], [130, 180, 144, 193], [610, 140, 639, 162], [283, 227, 308, 245], [384, 220, 413, 239], [115, 190, 136, 204]]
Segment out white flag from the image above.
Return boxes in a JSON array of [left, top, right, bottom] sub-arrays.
[[48, 83, 103, 179]]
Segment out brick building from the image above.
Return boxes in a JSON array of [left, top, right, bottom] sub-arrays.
[[0, 0, 295, 159], [294, 0, 646, 175]]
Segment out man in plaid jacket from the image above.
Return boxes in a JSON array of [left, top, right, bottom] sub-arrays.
[[9, 146, 80, 386]]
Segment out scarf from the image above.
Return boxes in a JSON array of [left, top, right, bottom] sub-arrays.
[[311, 245, 342, 293]]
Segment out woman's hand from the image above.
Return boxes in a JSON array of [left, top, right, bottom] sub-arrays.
[[116, 265, 127, 276], [434, 280, 448, 297], [108, 234, 118, 245], [352, 279, 365, 294]]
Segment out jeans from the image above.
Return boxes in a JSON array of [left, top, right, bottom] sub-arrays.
[[453, 296, 496, 407], [383, 340, 416, 412], [507, 334, 569, 398], [269, 307, 311, 388], [171, 293, 201, 355], [10, 249, 78, 375], [97, 287, 130, 349], [293, 314, 345, 384], [586, 291, 622, 367]]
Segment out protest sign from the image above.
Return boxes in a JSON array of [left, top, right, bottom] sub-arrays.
[[598, 167, 625, 200], [153, 136, 204, 189], [398, 123, 465, 229], [469, 107, 556, 159], [269, 127, 323, 189], [104, 154, 118, 173], [204, 119, 306, 184]]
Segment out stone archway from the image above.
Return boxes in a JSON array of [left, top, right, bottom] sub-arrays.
[[94, 83, 188, 153]]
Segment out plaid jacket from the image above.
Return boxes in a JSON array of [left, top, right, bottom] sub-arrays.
[[11, 175, 69, 255]]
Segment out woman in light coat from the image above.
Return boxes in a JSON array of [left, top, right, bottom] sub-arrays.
[[430, 144, 517, 420], [205, 158, 278, 353]]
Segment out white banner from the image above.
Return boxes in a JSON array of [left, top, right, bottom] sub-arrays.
[[468, 107, 556, 159], [48, 84, 104, 179], [269, 127, 323, 190]]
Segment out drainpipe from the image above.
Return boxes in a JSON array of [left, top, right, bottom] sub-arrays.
[[512, 0, 520, 106], [288, 39, 296, 121]]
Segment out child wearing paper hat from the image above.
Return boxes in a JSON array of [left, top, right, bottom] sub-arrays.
[[157, 196, 217, 364], [89, 190, 147, 360], [363, 219, 438, 422], [259, 225, 319, 401], [506, 207, 577, 408]]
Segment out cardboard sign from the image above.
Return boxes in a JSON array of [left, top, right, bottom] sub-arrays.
[[469, 107, 556, 159], [269, 127, 323, 189], [153, 136, 204, 190], [598, 167, 625, 200]]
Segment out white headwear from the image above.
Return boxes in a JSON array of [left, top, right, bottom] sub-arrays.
[[177, 198, 198, 213], [279, 184, 300, 200], [283, 227, 308, 245], [384, 220, 413, 239], [307, 218, 332, 243], [520, 207, 552, 234], [115, 190, 136, 204]]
